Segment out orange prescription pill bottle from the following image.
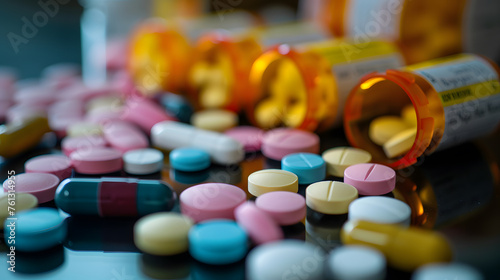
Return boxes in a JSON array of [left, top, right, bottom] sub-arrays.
[[319, 0, 500, 64], [344, 54, 500, 169], [187, 22, 328, 112], [247, 40, 405, 131]]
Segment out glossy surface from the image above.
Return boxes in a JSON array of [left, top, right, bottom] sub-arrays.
[[306, 181, 358, 215], [3, 173, 59, 203], [247, 169, 298, 196], [344, 163, 396, 195], [169, 147, 210, 172], [281, 153, 326, 184]]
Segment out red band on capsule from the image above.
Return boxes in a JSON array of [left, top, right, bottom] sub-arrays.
[[98, 178, 138, 217]]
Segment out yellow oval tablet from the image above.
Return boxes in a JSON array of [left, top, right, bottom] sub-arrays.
[[322, 147, 372, 177], [134, 212, 194, 256], [369, 116, 409, 146], [383, 127, 417, 159], [0, 192, 38, 229], [248, 169, 299, 197], [401, 105, 417, 127], [190, 109, 238, 132], [306, 181, 358, 214]]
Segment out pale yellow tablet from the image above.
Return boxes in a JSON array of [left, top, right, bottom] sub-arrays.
[[134, 212, 194, 256], [199, 85, 229, 109], [369, 116, 409, 146], [86, 95, 123, 113], [306, 181, 358, 214], [0, 192, 38, 229], [190, 109, 238, 132], [254, 99, 285, 129], [322, 147, 372, 177], [401, 105, 417, 127], [383, 128, 417, 159], [66, 122, 103, 138], [248, 169, 298, 197]]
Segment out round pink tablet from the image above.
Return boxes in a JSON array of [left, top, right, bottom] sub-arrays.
[[3, 173, 59, 203], [25, 154, 72, 180], [234, 202, 283, 245], [261, 128, 320, 160], [255, 191, 306, 225], [180, 183, 247, 223], [70, 147, 123, 174], [61, 135, 108, 156], [344, 163, 396, 195], [121, 96, 176, 133], [225, 126, 264, 152]]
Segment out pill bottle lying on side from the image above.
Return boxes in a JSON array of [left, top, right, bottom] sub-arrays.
[[344, 53, 500, 169]]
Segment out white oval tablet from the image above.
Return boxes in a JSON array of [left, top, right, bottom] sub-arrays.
[[328, 245, 386, 280], [246, 240, 325, 280], [348, 196, 412, 227], [412, 263, 483, 280], [123, 148, 164, 175]]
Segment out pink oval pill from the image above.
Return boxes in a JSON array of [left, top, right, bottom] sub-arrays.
[[102, 121, 148, 153], [180, 183, 247, 223], [344, 163, 396, 195], [3, 173, 60, 203], [121, 96, 176, 133], [225, 126, 264, 152], [61, 135, 108, 156], [255, 191, 306, 225], [70, 147, 123, 174], [262, 128, 320, 160], [25, 154, 72, 180], [234, 202, 283, 245]]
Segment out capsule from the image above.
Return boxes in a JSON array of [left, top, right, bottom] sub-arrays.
[[55, 177, 176, 217], [341, 220, 452, 271], [0, 116, 50, 158]]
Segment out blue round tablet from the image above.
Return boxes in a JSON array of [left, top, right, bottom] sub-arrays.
[[281, 153, 326, 184], [188, 220, 248, 265], [4, 208, 67, 252], [170, 147, 211, 172]]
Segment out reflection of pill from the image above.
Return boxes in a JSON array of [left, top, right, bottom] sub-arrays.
[[234, 202, 283, 245], [412, 263, 483, 280], [0, 193, 38, 229], [369, 116, 409, 145], [70, 147, 123, 174], [248, 169, 298, 197], [3, 173, 60, 203], [255, 191, 306, 225], [262, 128, 320, 160], [306, 181, 358, 214], [327, 245, 386, 280], [383, 128, 417, 158], [134, 212, 194, 256], [322, 147, 372, 178], [191, 109, 238, 132], [25, 154, 72, 180], [123, 148, 164, 174], [225, 126, 264, 152], [180, 183, 246, 223], [281, 153, 326, 185], [401, 105, 417, 127], [169, 147, 210, 172], [344, 163, 395, 195], [349, 196, 412, 227]]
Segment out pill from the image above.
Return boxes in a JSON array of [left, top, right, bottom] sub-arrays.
[[327, 245, 386, 280], [199, 85, 230, 109], [66, 121, 103, 138], [55, 177, 176, 216], [190, 109, 238, 132], [247, 169, 298, 196], [281, 153, 326, 184], [262, 128, 320, 160], [341, 220, 452, 271], [159, 93, 194, 123], [225, 126, 264, 152], [349, 196, 412, 227], [4, 208, 67, 252], [246, 240, 326, 280], [254, 98, 285, 129], [169, 147, 210, 172], [134, 212, 194, 256], [86, 106, 124, 124], [70, 147, 123, 174], [234, 202, 283, 245], [369, 116, 410, 145], [3, 173, 59, 203], [190, 61, 211, 86], [383, 127, 417, 158], [344, 163, 396, 195], [401, 104, 418, 127], [24, 154, 73, 180], [6, 103, 46, 123], [122, 96, 176, 133], [123, 148, 164, 175], [412, 263, 483, 280], [151, 121, 244, 165], [0, 193, 38, 229], [102, 120, 149, 153], [0, 116, 51, 158], [48, 100, 85, 137], [322, 147, 372, 178], [61, 135, 108, 156], [180, 183, 246, 223], [86, 95, 123, 113], [306, 181, 358, 214], [255, 191, 306, 225], [189, 220, 248, 265]]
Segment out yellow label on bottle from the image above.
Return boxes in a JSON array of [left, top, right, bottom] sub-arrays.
[[439, 80, 500, 107]]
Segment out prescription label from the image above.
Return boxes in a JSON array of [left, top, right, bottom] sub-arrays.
[[412, 55, 500, 151]]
